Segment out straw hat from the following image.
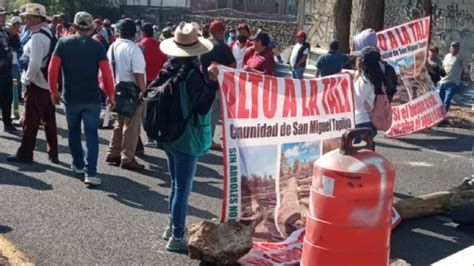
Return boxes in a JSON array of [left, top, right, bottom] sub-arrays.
[[160, 22, 213, 57], [20, 3, 49, 19]]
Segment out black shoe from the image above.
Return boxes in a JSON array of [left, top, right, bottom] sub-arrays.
[[7, 155, 33, 163], [4, 125, 19, 133], [49, 156, 60, 164]]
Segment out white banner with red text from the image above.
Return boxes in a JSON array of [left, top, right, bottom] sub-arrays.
[[377, 16, 446, 137]]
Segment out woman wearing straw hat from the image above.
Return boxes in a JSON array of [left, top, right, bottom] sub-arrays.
[[153, 22, 219, 252]]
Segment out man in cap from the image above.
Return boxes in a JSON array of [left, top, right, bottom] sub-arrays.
[[94, 19, 108, 42], [105, 19, 147, 171], [8, 16, 22, 103], [48, 11, 115, 186], [199, 20, 236, 151], [230, 23, 254, 69], [439, 41, 471, 116], [315, 40, 349, 77], [289, 30, 310, 79], [0, 6, 20, 133], [8, 3, 59, 163]]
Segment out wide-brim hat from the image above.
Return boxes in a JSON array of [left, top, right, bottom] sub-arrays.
[[20, 3, 48, 19], [160, 22, 213, 57]]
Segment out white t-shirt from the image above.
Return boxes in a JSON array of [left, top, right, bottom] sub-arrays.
[[354, 77, 376, 125], [440, 53, 467, 86], [290, 43, 309, 68], [107, 38, 146, 83], [232, 44, 247, 69]]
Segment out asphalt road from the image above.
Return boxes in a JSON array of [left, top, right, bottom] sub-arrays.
[[0, 105, 472, 265]]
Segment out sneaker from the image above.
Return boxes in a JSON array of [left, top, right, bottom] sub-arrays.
[[162, 226, 172, 241], [84, 176, 101, 186], [48, 156, 60, 164], [166, 235, 188, 252], [71, 165, 85, 175]]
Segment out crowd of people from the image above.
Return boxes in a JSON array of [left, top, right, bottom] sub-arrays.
[[0, 2, 472, 253]]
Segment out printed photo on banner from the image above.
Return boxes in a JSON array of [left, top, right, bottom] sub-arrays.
[[238, 145, 279, 242], [276, 141, 321, 240]]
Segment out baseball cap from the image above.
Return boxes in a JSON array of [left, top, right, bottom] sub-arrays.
[[450, 41, 460, 47], [74, 11, 94, 30], [10, 16, 21, 25], [295, 31, 306, 38], [238, 23, 250, 33], [94, 18, 103, 26], [0, 6, 8, 15], [119, 19, 137, 35], [209, 20, 225, 33]]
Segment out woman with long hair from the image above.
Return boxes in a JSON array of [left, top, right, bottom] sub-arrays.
[[354, 47, 385, 142]]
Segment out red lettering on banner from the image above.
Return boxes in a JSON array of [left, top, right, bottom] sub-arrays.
[[300, 80, 311, 116], [377, 34, 388, 51], [283, 79, 297, 117], [394, 28, 408, 46], [400, 26, 412, 44], [387, 31, 399, 49], [339, 78, 352, 112], [308, 79, 320, 115], [262, 76, 278, 119], [237, 72, 250, 118], [245, 258, 272, 266], [322, 78, 340, 114], [248, 73, 263, 118], [415, 22, 423, 40], [221, 71, 236, 118]]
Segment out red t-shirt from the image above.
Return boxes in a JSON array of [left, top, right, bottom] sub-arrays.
[[246, 47, 275, 76], [138, 37, 167, 82]]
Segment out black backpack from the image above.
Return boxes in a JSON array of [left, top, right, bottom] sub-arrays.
[[143, 69, 196, 142], [381, 61, 398, 102], [31, 29, 58, 81]]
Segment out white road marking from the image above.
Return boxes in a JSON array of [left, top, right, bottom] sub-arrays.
[[432, 246, 474, 266], [404, 161, 434, 167]]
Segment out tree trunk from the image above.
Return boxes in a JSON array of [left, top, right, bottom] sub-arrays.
[[332, 0, 352, 54], [297, 0, 305, 30], [420, 0, 432, 16], [355, 0, 385, 33]]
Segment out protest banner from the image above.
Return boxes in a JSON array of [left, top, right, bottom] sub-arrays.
[[377, 16, 446, 137], [217, 67, 355, 264]]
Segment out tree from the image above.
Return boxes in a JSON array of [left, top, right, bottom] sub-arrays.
[[354, 0, 385, 33], [332, 0, 352, 53]]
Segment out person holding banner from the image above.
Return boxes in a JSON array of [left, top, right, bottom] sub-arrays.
[[242, 31, 275, 76], [438, 42, 471, 114], [158, 22, 219, 252]]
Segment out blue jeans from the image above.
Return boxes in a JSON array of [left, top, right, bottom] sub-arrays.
[[439, 83, 459, 112], [164, 147, 198, 238], [354, 122, 377, 144], [292, 66, 305, 79], [65, 104, 101, 177]]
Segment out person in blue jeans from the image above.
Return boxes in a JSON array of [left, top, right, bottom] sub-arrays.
[[438, 42, 471, 114], [153, 22, 218, 252], [48, 12, 115, 186]]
